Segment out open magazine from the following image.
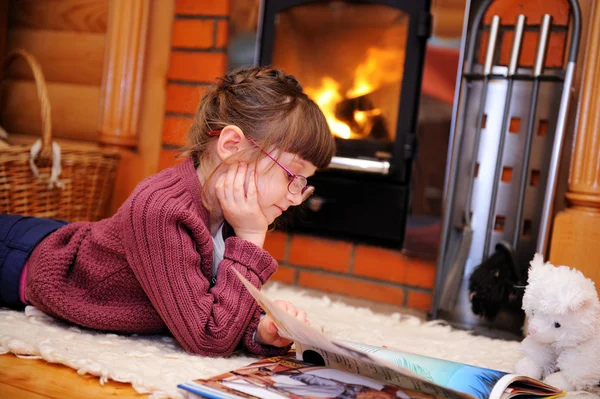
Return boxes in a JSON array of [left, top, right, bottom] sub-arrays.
[[178, 271, 564, 399]]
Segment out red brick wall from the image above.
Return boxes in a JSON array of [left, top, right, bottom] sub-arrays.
[[265, 232, 435, 312], [160, 0, 437, 313], [160, 0, 230, 169]]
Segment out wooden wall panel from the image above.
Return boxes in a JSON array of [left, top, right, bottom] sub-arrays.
[[3, 0, 108, 143], [0, 2, 8, 58], [6, 29, 105, 85], [9, 0, 107, 33], [1, 79, 100, 142]]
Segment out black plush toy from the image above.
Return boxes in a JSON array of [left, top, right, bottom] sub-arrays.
[[468, 242, 524, 321]]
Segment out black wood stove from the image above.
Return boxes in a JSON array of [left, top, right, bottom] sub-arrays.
[[255, 0, 432, 247]]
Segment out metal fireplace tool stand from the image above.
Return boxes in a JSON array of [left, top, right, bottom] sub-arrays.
[[432, 0, 582, 331]]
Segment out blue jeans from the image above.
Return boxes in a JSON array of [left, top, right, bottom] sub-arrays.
[[0, 215, 68, 308]]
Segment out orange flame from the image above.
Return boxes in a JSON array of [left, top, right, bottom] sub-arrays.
[[305, 47, 403, 139]]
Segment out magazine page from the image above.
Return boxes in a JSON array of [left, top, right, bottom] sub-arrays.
[[488, 375, 565, 399], [296, 342, 562, 399], [330, 341, 507, 399], [179, 354, 461, 399], [233, 271, 471, 399], [369, 346, 564, 399], [233, 271, 563, 399]]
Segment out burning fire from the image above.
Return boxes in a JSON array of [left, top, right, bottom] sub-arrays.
[[305, 77, 354, 139], [304, 47, 403, 140]]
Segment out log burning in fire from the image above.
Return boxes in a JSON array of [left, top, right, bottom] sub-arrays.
[[304, 47, 404, 140]]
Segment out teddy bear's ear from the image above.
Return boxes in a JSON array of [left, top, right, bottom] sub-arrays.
[[559, 267, 599, 313], [527, 253, 550, 283], [522, 253, 548, 312]]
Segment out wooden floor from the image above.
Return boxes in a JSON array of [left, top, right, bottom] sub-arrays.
[[0, 354, 147, 398]]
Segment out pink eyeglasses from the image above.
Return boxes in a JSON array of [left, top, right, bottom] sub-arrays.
[[208, 130, 315, 201]]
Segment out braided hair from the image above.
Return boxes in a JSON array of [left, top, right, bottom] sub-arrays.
[[184, 66, 335, 170]]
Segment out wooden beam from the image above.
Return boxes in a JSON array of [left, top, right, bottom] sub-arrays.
[[98, 0, 150, 148], [0, 0, 8, 59], [135, 0, 174, 177], [1, 79, 101, 142], [6, 28, 105, 85], [9, 0, 108, 33], [107, 0, 174, 213], [549, 0, 600, 281]]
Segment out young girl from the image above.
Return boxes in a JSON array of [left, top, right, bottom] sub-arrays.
[[0, 66, 336, 358]]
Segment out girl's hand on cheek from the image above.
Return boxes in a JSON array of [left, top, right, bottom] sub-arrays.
[[216, 162, 268, 247]]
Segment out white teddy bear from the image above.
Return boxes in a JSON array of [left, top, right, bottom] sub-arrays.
[[514, 253, 600, 391]]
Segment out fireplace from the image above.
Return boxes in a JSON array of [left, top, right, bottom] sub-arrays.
[[240, 0, 433, 247]]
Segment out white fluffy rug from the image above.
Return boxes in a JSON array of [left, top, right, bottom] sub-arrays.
[[0, 283, 571, 399]]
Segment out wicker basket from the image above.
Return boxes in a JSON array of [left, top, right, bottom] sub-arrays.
[[0, 49, 120, 222]]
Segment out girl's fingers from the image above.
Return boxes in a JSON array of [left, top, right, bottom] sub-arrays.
[[267, 320, 278, 334], [246, 163, 258, 203], [223, 163, 238, 203], [284, 302, 298, 317], [232, 162, 247, 205], [287, 306, 298, 318], [215, 174, 225, 202], [274, 299, 289, 312], [296, 309, 307, 323]]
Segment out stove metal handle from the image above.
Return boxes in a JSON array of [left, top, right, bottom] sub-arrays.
[[327, 156, 390, 175]]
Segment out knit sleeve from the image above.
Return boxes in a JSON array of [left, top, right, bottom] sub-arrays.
[[121, 190, 279, 358], [219, 236, 292, 356]]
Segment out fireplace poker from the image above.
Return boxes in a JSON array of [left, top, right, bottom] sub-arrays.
[[468, 14, 530, 321], [537, 0, 581, 257], [438, 15, 501, 310], [481, 13, 528, 263], [513, 14, 552, 256]]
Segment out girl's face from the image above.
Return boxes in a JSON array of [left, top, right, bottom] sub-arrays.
[[251, 151, 317, 225]]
